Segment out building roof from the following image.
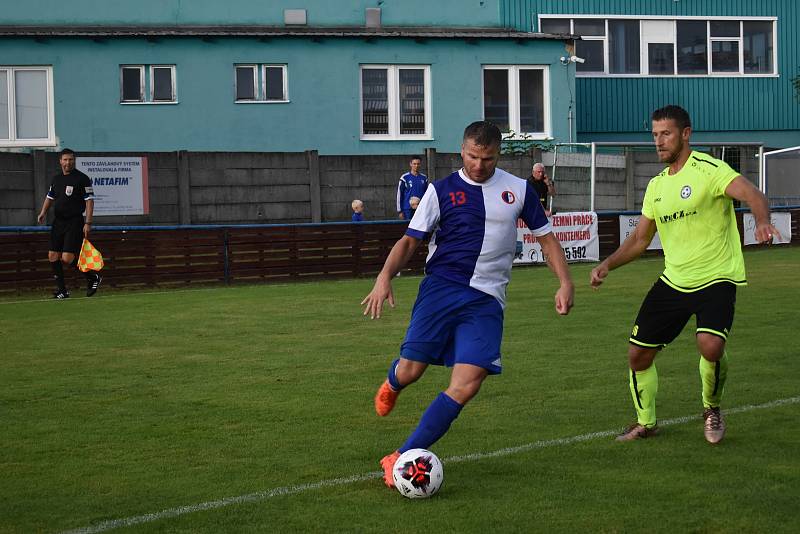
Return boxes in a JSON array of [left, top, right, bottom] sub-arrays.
[[0, 25, 576, 40]]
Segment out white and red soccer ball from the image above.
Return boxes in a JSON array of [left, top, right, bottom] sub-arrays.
[[392, 448, 444, 499]]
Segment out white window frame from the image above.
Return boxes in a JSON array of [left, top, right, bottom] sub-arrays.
[[709, 21, 743, 75], [481, 65, 551, 140], [0, 66, 56, 147], [234, 64, 289, 103], [149, 65, 177, 103], [641, 20, 676, 76], [120, 65, 145, 102], [120, 64, 177, 105], [537, 14, 777, 78], [263, 64, 289, 102], [359, 64, 432, 141], [234, 64, 259, 102]]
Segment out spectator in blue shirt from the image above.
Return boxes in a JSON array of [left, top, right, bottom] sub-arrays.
[[396, 156, 428, 220]]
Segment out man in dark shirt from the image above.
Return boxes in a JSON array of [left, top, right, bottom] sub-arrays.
[[37, 148, 102, 298], [529, 162, 555, 216]]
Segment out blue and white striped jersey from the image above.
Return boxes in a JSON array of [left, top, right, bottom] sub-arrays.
[[405, 168, 552, 306]]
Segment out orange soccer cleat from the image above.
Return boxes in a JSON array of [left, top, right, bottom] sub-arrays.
[[374, 380, 400, 417], [380, 451, 401, 488]]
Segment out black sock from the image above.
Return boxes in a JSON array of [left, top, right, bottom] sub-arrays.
[[50, 260, 65, 290]]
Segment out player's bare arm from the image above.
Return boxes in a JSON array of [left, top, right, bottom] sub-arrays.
[[724, 176, 780, 244], [590, 215, 657, 288], [37, 197, 52, 224], [537, 232, 574, 315], [361, 235, 421, 319]]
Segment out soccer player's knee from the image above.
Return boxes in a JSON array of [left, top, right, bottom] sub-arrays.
[[445, 381, 482, 405], [697, 335, 725, 361], [628, 346, 656, 371], [397, 360, 425, 384]]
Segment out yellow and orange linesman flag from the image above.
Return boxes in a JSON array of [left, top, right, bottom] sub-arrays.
[[78, 239, 104, 272]]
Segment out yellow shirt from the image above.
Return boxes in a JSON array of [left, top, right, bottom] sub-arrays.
[[641, 151, 746, 292]]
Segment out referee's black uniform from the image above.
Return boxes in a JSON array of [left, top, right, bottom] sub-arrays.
[[48, 169, 93, 254], [46, 169, 100, 297]]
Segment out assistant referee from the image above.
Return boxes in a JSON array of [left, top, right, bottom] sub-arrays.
[[37, 148, 101, 298]]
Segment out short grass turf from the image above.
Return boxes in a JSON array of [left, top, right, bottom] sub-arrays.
[[1, 246, 798, 533]]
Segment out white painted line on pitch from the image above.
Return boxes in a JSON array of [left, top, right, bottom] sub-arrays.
[[60, 395, 800, 534]]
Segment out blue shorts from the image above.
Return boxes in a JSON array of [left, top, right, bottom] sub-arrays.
[[400, 275, 504, 375]]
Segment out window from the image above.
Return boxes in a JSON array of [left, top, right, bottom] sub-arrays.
[[151, 66, 174, 101], [573, 19, 605, 74], [482, 66, 549, 138], [360, 65, 431, 140], [677, 21, 707, 74], [743, 21, 774, 74], [235, 64, 288, 102], [540, 18, 605, 73], [235, 66, 257, 101], [609, 20, 640, 74], [538, 15, 776, 77], [121, 66, 143, 101], [0, 66, 55, 146], [120, 65, 176, 103], [648, 43, 674, 75]]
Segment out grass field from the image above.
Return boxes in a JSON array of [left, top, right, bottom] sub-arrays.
[[1, 247, 799, 533]]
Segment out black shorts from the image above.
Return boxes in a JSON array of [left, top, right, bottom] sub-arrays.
[[49, 216, 84, 254], [629, 279, 736, 349]]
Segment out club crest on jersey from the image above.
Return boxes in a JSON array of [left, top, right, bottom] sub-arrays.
[[501, 191, 516, 204], [65, 186, 74, 196], [680, 185, 692, 199]]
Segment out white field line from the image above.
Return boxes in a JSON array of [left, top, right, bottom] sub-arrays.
[[60, 396, 800, 534]]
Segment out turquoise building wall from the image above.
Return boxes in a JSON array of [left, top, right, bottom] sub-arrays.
[[501, 0, 800, 147], [0, 0, 581, 154], [0, 36, 571, 154]]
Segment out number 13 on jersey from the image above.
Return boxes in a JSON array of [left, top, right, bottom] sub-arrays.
[[449, 191, 466, 206]]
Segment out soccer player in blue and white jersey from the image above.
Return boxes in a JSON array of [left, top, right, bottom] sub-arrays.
[[362, 121, 575, 488]]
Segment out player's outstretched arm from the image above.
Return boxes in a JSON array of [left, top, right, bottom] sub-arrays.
[[590, 215, 656, 289], [361, 235, 421, 319], [725, 176, 781, 243], [537, 232, 574, 315]]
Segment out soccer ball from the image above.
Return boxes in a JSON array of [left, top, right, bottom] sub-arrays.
[[392, 448, 444, 499]]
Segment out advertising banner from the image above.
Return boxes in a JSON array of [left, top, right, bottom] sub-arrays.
[[743, 212, 791, 245], [76, 157, 149, 216], [514, 212, 599, 264], [618, 215, 663, 250]]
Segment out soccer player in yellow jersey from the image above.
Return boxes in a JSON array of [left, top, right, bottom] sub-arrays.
[[590, 105, 780, 444]]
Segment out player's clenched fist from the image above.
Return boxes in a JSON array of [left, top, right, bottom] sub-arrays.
[[590, 264, 608, 288]]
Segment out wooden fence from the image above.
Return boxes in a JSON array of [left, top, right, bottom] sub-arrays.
[[1, 210, 797, 294]]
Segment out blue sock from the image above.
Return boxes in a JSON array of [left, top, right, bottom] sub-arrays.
[[387, 358, 404, 391], [399, 392, 463, 453]]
